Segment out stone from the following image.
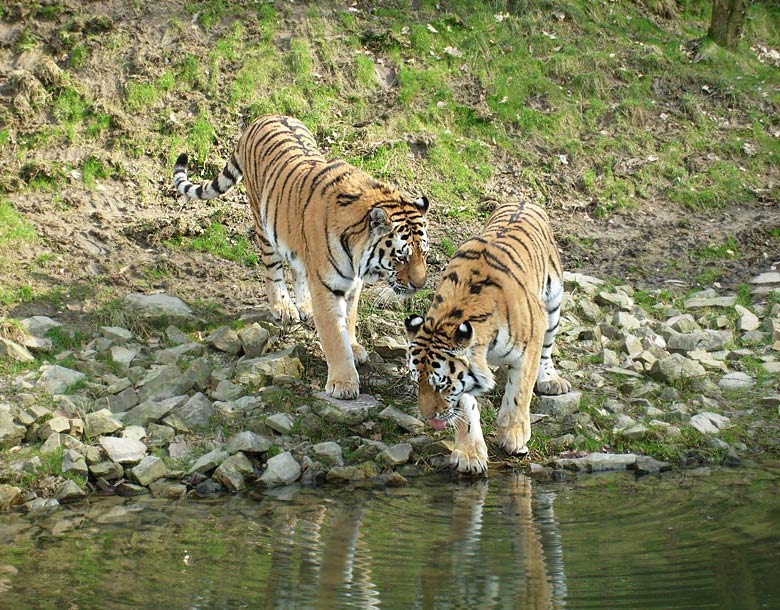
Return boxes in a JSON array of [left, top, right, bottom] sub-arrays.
[[762, 362, 780, 374], [326, 463, 380, 482], [187, 448, 229, 475], [0, 411, 25, 448], [94, 387, 140, 414], [84, 409, 123, 437], [557, 452, 637, 472], [99, 436, 147, 464], [734, 305, 760, 332], [312, 441, 344, 465], [89, 461, 124, 481], [137, 365, 195, 402], [718, 372, 755, 392], [378, 406, 425, 433], [54, 480, 86, 503], [750, 271, 780, 285], [0, 338, 35, 363], [600, 348, 620, 367], [174, 392, 214, 429], [595, 291, 634, 310], [168, 439, 191, 460], [666, 314, 701, 333], [131, 456, 167, 486], [563, 272, 605, 295], [259, 451, 301, 487], [62, 449, 88, 479], [115, 482, 150, 497], [227, 431, 272, 455], [238, 323, 270, 358], [149, 479, 187, 499], [38, 416, 71, 440], [101, 326, 134, 344], [690, 412, 731, 435], [36, 365, 86, 395], [165, 325, 190, 346], [121, 425, 147, 441], [650, 353, 706, 383], [185, 357, 213, 391], [0, 484, 22, 509], [109, 346, 138, 372], [214, 452, 255, 492], [613, 311, 640, 331], [233, 349, 302, 385], [374, 335, 408, 359], [211, 379, 245, 402], [378, 443, 413, 466], [21, 334, 53, 353], [313, 392, 380, 424], [23, 498, 59, 512], [535, 392, 581, 418], [20, 316, 61, 336], [146, 423, 175, 447], [265, 413, 294, 434], [618, 424, 650, 440], [635, 455, 671, 474], [622, 335, 643, 358], [124, 293, 196, 324], [155, 342, 205, 365], [208, 326, 243, 354], [684, 295, 737, 309], [123, 399, 178, 427]]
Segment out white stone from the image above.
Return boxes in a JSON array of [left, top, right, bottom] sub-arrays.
[[99, 436, 147, 464], [260, 451, 301, 487]]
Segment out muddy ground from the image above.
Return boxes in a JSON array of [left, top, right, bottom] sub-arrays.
[[1, 0, 779, 330]]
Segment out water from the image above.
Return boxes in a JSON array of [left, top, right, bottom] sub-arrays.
[[1, 460, 779, 610]]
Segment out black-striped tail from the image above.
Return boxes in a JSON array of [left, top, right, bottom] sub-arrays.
[[172, 153, 243, 200]]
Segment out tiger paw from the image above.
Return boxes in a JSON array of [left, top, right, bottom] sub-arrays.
[[271, 301, 301, 325], [535, 374, 571, 396], [450, 444, 488, 475], [497, 423, 531, 456], [296, 305, 314, 325], [326, 377, 360, 400], [351, 343, 369, 365]]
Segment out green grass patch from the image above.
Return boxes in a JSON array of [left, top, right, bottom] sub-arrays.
[[170, 222, 258, 266], [81, 156, 112, 187]]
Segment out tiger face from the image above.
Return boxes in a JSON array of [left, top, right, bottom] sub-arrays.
[[362, 197, 429, 294], [405, 316, 494, 429]]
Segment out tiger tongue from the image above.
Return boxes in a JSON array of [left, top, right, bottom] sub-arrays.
[[428, 418, 447, 431]]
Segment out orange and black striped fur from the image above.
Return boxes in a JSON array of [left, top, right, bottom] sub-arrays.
[[405, 202, 570, 474], [173, 114, 429, 399]]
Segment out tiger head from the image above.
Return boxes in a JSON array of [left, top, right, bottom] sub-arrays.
[[360, 194, 429, 295], [405, 315, 494, 430]]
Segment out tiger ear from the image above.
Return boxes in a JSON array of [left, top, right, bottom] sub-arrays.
[[454, 320, 473, 345], [414, 195, 429, 214], [369, 207, 390, 234], [405, 315, 425, 339]]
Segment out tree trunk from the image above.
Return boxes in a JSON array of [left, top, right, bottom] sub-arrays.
[[708, 0, 747, 51]]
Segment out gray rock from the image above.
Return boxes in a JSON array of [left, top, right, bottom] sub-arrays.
[[557, 452, 637, 472], [214, 452, 255, 492], [121, 425, 147, 441], [36, 365, 86, 395], [145, 423, 175, 447], [684, 295, 737, 309], [260, 451, 301, 487], [238, 323, 270, 358], [311, 441, 343, 465], [187, 448, 229, 474], [115, 482, 150, 497], [650, 353, 706, 383], [690, 412, 731, 435], [378, 443, 413, 466], [622, 335, 643, 358], [62, 449, 88, 479], [0, 338, 35, 363], [617, 424, 651, 440], [101, 326, 134, 344], [313, 392, 381, 424], [234, 349, 302, 385], [665, 314, 701, 333], [54, 480, 86, 503], [227, 431, 272, 455], [718, 372, 755, 392], [185, 357, 213, 391], [137, 365, 195, 402], [23, 498, 59, 512], [208, 326, 243, 354], [0, 484, 22, 509], [123, 399, 178, 427], [535, 392, 581, 418], [94, 386, 140, 414], [374, 335, 408, 359], [20, 315, 61, 336], [149, 479, 187, 499], [99, 436, 147, 464], [124, 293, 196, 324], [762, 362, 780, 374], [326, 464, 379, 482], [635, 455, 671, 474], [563, 272, 605, 295], [37, 416, 71, 440], [154, 343, 205, 365], [265, 413, 294, 434], [131, 456, 167, 486], [378, 406, 425, 433], [596, 291, 634, 310], [174, 392, 214, 429], [89, 460, 124, 481], [0, 410, 25, 448], [735, 305, 760, 332], [84, 409, 123, 437], [613, 311, 641, 331], [211, 379, 245, 402]]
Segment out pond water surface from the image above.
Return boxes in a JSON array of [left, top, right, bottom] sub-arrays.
[[1, 459, 779, 609]]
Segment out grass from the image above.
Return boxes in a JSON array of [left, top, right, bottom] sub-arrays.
[[169, 222, 258, 266]]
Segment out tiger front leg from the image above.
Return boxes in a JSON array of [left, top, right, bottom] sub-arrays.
[[450, 394, 488, 475], [496, 341, 542, 456], [308, 280, 360, 399]]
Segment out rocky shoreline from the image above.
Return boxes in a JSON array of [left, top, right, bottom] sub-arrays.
[[1, 271, 779, 512]]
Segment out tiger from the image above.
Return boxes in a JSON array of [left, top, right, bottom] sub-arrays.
[[405, 201, 571, 474], [173, 114, 429, 399]]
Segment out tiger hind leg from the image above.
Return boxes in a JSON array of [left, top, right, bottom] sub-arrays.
[[535, 272, 571, 396], [345, 281, 368, 364], [256, 231, 299, 324], [290, 261, 313, 324]]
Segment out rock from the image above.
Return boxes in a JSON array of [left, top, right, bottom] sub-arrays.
[[173, 392, 214, 429], [635, 455, 671, 474], [155, 342, 205, 365], [146, 423, 175, 447], [233, 349, 302, 386], [187, 448, 229, 475], [131, 456, 167, 486], [165, 325, 190, 346], [718, 372, 755, 392], [0, 411, 25, 448], [374, 335, 408, 359], [124, 293, 196, 325], [617, 424, 650, 440], [168, 438, 191, 460], [378, 443, 413, 466], [89, 461, 124, 481], [557, 452, 637, 472], [123, 399, 178, 427], [750, 271, 780, 285], [238, 323, 270, 358], [208, 326, 242, 355], [690, 412, 731, 435], [650, 353, 706, 383], [622, 335, 643, 358], [121, 425, 147, 441], [0, 484, 22, 509], [734, 305, 760, 332], [115, 482, 150, 497], [0, 337, 35, 363], [20, 316, 61, 336], [535, 392, 581, 418], [259, 451, 301, 487], [37, 416, 71, 440], [54, 480, 86, 503], [84, 409, 123, 437], [94, 386, 139, 414], [326, 463, 380, 482], [99, 436, 147, 464], [613, 311, 640, 331], [101, 326, 134, 344], [312, 441, 344, 465], [265, 413, 294, 434], [313, 392, 381, 424], [762, 362, 780, 374], [227, 431, 272, 454], [149, 479, 187, 499], [665, 314, 701, 333], [683, 295, 737, 309], [36, 365, 86, 395], [214, 452, 255, 492], [23, 498, 59, 512], [211, 379, 245, 402], [563, 272, 605, 295], [62, 449, 88, 479], [595, 291, 634, 310], [194, 478, 222, 497], [136, 365, 195, 402], [378, 406, 425, 433], [600, 348, 619, 367]]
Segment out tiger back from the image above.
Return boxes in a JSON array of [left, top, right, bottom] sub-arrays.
[[405, 201, 571, 474], [173, 114, 430, 399]]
